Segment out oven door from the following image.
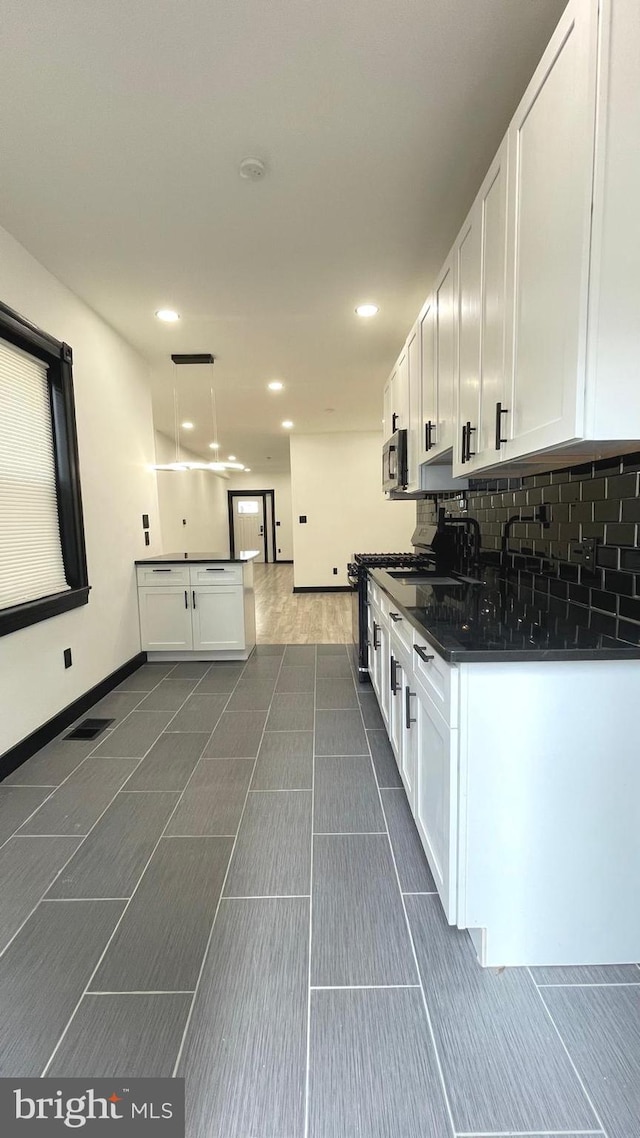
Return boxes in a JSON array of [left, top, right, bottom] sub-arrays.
[[382, 429, 408, 493]]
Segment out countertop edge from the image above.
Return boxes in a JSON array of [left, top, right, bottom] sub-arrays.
[[135, 553, 259, 565]]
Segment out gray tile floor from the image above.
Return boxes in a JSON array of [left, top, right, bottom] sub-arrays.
[[0, 645, 639, 1136]]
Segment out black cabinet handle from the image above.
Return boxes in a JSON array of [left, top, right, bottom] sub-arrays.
[[192, 590, 196, 609], [466, 421, 476, 461], [390, 654, 401, 695], [206, 567, 226, 572], [461, 423, 467, 465], [392, 412, 398, 433], [405, 686, 416, 730], [184, 590, 188, 609], [389, 611, 402, 623], [495, 402, 509, 450], [152, 568, 171, 572], [414, 644, 435, 663], [373, 621, 379, 651], [424, 420, 434, 451]]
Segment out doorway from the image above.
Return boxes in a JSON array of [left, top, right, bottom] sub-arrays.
[[228, 490, 277, 563]]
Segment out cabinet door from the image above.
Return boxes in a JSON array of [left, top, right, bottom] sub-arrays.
[[192, 586, 245, 651], [138, 586, 193, 651], [414, 687, 459, 922], [388, 652, 404, 762], [402, 683, 418, 812], [505, 0, 598, 460], [379, 618, 391, 729], [434, 256, 456, 457], [478, 141, 509, 461], [395, 349, 409, 431], [406, 323, 421, 490], [382, 378, 393, 443], [370, 605, 382, 701], [454, 207, 482, 476], [419, 296, 436, 462]]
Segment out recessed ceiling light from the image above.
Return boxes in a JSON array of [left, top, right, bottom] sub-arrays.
[[228, 455, 237, 461], [209, 442, 219, 449], [268, 381, 284, 391], [155, 308, 180, 322], [355, 303, 379, 318], [181, 421, 194, 430], [245, 468, 252, 472], [282, 420, 294, 429]]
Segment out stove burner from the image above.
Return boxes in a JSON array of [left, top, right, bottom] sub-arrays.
[[351, 552, 433, 570]]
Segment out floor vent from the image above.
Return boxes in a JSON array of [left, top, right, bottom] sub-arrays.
[[64, 718, 114, 741]]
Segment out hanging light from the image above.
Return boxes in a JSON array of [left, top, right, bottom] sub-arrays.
[[151, 353, 245, 472]]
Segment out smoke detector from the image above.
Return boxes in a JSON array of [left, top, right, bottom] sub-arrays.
[[239, 157, 267, 181]]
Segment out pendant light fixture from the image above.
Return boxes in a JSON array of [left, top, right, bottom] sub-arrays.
[[152, 354, 245, 472]]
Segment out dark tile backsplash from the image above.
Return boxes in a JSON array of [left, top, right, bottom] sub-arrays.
[[416, 451, 640, 646]]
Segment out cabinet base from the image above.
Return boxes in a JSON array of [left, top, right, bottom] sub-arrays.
[[147, 648, 254, 662]]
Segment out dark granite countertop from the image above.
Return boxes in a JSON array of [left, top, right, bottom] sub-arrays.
[[369, 566, 640, 663], [136, 550, 259, 565]]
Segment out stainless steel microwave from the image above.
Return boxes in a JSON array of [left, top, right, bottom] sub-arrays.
[[382, 429, 408, 493]]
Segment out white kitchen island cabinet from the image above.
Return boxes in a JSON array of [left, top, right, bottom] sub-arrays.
[[369, 570, 640, 967], [135, 553, 257, 662]]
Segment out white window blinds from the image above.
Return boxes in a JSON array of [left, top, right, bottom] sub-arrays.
[[0, 338, 69, 610]]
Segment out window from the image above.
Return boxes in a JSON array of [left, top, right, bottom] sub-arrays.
[[237, 500, 260, 514], [0, 301, 88, 638]]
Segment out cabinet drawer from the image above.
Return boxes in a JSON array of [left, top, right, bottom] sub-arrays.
[[136, 564, 190, 587], [189, 563, 243, 586], [412, 631, 456, 724], [388, 607, 412, 654]]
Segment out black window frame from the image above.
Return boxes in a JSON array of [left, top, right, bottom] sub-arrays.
[[0, 299, 89, 638]]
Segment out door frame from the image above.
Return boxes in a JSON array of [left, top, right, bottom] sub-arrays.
[[228, 489, 277, 562]]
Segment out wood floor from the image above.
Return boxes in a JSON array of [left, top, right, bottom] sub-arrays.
[[253, 563, 352, 644]]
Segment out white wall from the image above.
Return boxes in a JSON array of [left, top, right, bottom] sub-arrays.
[[154, 431, 230, 554], [290, 432, 416, 588], [226, 471, 294, 560], [0, 224, 161, 754]]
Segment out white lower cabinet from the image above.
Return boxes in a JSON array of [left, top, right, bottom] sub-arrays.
[[413, 683, 458, 923], [192, 585, 244, 651], [138, 586, 193, 652], [136, 560, 256, 660], [368, 584, 640, 967]]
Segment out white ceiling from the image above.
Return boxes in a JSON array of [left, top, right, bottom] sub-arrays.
[[0, 0, 566, 472]]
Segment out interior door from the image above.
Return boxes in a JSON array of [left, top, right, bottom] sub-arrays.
[[233, 497, 265, 562]]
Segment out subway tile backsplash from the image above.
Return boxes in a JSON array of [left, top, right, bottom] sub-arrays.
[[415, 451, 640, 646]]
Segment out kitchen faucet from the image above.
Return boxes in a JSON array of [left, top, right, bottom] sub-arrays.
[[500, 504, 550, 572], [436, 508, 482, 578]]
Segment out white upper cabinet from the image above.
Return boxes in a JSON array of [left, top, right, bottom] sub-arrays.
[[454, 206, 482, 473], [503, 0, 598, 461], [383, 0, 640, 477], [452, 140, 509, 476], [433, 255, 456, 459], [418, 296, 436, 463], [406, 322, 421, 490], [478, 142, 509, 462]]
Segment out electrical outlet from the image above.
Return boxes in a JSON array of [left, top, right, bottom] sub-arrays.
[[182, 518, 187, 526], [299, 515, 307, 524], [144, 531, 150, 546], [570, 537, 598, 568], [64, 648, 72, 669]]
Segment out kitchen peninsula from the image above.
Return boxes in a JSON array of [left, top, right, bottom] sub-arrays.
[[366, 566, 640, 967], [135, 551, 258, 662]]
